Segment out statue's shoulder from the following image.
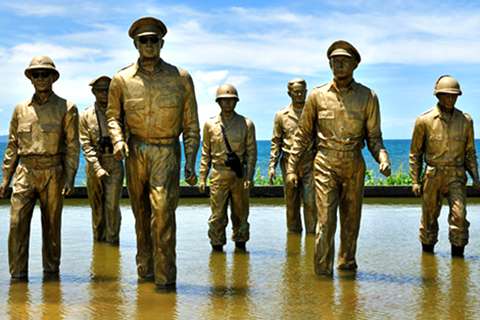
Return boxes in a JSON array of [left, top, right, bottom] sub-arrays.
[[115, 63, 136, 78]]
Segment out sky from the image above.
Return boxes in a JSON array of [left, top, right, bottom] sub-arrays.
[[1, 0, 480, 139]]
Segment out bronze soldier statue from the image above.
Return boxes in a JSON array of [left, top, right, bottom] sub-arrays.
[[199, 84, 257, 252], [286, 41, 391, 276], [269, 78, 316, 234], [0, 56, 79, 279], [106, 17, 200, 289], [80, 76, 124, 244], [410, 75, 480, 257]]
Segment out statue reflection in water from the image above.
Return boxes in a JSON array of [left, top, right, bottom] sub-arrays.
[[7, 281, 32, 319], [41, 277, 65, 319], [88, 242, 124, 319], [206, 251, 251, 319]]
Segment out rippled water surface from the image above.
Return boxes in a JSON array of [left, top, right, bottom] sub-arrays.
[[0, 198, 479, 319]]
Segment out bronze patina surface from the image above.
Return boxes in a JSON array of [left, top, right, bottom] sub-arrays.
[[409, 75, 480, 257], [1, 56, 79, 279], [199, 84, 257, 251], [269, 78, 316, 234], [106, 16, 200, 288], [80, 76, 124, 244], [286, 40, 391, 276]]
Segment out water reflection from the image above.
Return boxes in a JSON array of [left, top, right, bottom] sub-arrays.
[[205, 251, 251, 319], [281, 233, 302, 319], [449, 258, 470, 319], [41, 277, 64, 319], [89, 243, 124, 319], [418, 253, 440, 319], [230, 251, 251, 318], [337, 272, 361, 319], [207, 252, 228, 317], [135, 278, 177, 319], [7, 281, 32, 319]]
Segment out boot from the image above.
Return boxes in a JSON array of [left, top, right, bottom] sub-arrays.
[[422, 243, 434, 253], [235, 241, 246, 251], [451, 245, 464, 257], [212, 244, 223, 252]]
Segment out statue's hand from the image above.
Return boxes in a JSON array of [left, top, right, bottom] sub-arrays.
[[268, 168, 276, 185], [199, 180, 206, 193], [412, 183, 422, 197], [113, 141, 129, 160], [96, 167, 110, 179], [379, 161, 391, 177]]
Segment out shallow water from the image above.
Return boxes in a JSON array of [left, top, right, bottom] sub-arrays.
[[0, 199, 479, 319]]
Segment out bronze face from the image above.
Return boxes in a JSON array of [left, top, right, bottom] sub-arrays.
[[30, 69, 55, 93], [92, 80, 110, 106], [437, 93, 458, 110], [134, 35, 163, 59], [217, 97, 237, 113], [288, 83, 307, 106], [329, 55, 357, 81]]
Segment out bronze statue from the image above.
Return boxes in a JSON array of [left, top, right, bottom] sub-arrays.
[[0, 56, 80, 279], [409, 75, 480, 257], [80, 76, 124, 244], [286, 40, 391, 276], [199, 84, 257, 252], [106, 17, 200, 289], [268, 78, 316, 234]]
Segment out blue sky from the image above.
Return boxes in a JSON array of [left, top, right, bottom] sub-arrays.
[[1, 0, 480, 139]]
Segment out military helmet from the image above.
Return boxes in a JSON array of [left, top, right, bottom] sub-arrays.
[[215, 84, 239, 102], [24, 56, 60, 81], [434, 75, 462, 96]]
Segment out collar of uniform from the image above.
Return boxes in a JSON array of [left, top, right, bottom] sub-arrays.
[[134, 58, 165, 76], [327, 79, 357, 93], [287, 104, 301, 121], [28, 92, 57, 107], [433, 104, 459, 121], [215, 112, 238, 125]]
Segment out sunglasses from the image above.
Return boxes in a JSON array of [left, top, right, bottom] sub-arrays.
[[31, 71, 51, 79], [138, 36, 160, 44]]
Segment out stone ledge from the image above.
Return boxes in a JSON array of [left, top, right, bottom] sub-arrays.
[[31, 186, 480, 198], [2, 186, 479, 198]]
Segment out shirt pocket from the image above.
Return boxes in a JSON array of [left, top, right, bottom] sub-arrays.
[[124, 98, 145, 129], [153, 93, 181, 131], [17, 123, 32, 146], [40, 123, 61, 149], [345, 110, 364, 135]]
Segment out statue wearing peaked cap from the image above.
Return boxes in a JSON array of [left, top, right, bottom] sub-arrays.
[[286, 40, 391, 276], [106, 17, 200, 289], [80, 75, 124, 245]]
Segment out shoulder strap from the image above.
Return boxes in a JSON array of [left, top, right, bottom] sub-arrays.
[[220, 124, 233, 153]]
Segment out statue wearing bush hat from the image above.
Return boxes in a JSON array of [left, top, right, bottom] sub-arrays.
[[106, 17, 200, 290], [1, 55, 79, 279], [286, 40, 391, 276]]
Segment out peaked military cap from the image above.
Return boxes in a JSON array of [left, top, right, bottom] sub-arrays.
[[128, 16, 167, 39], [327, 40, 361, 63], [89, 75, 111, 88]]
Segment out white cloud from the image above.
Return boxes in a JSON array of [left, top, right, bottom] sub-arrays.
[[2, 1, 480, 138]]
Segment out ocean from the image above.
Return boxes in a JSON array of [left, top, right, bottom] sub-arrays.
[[0, 139, 477, 185]]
